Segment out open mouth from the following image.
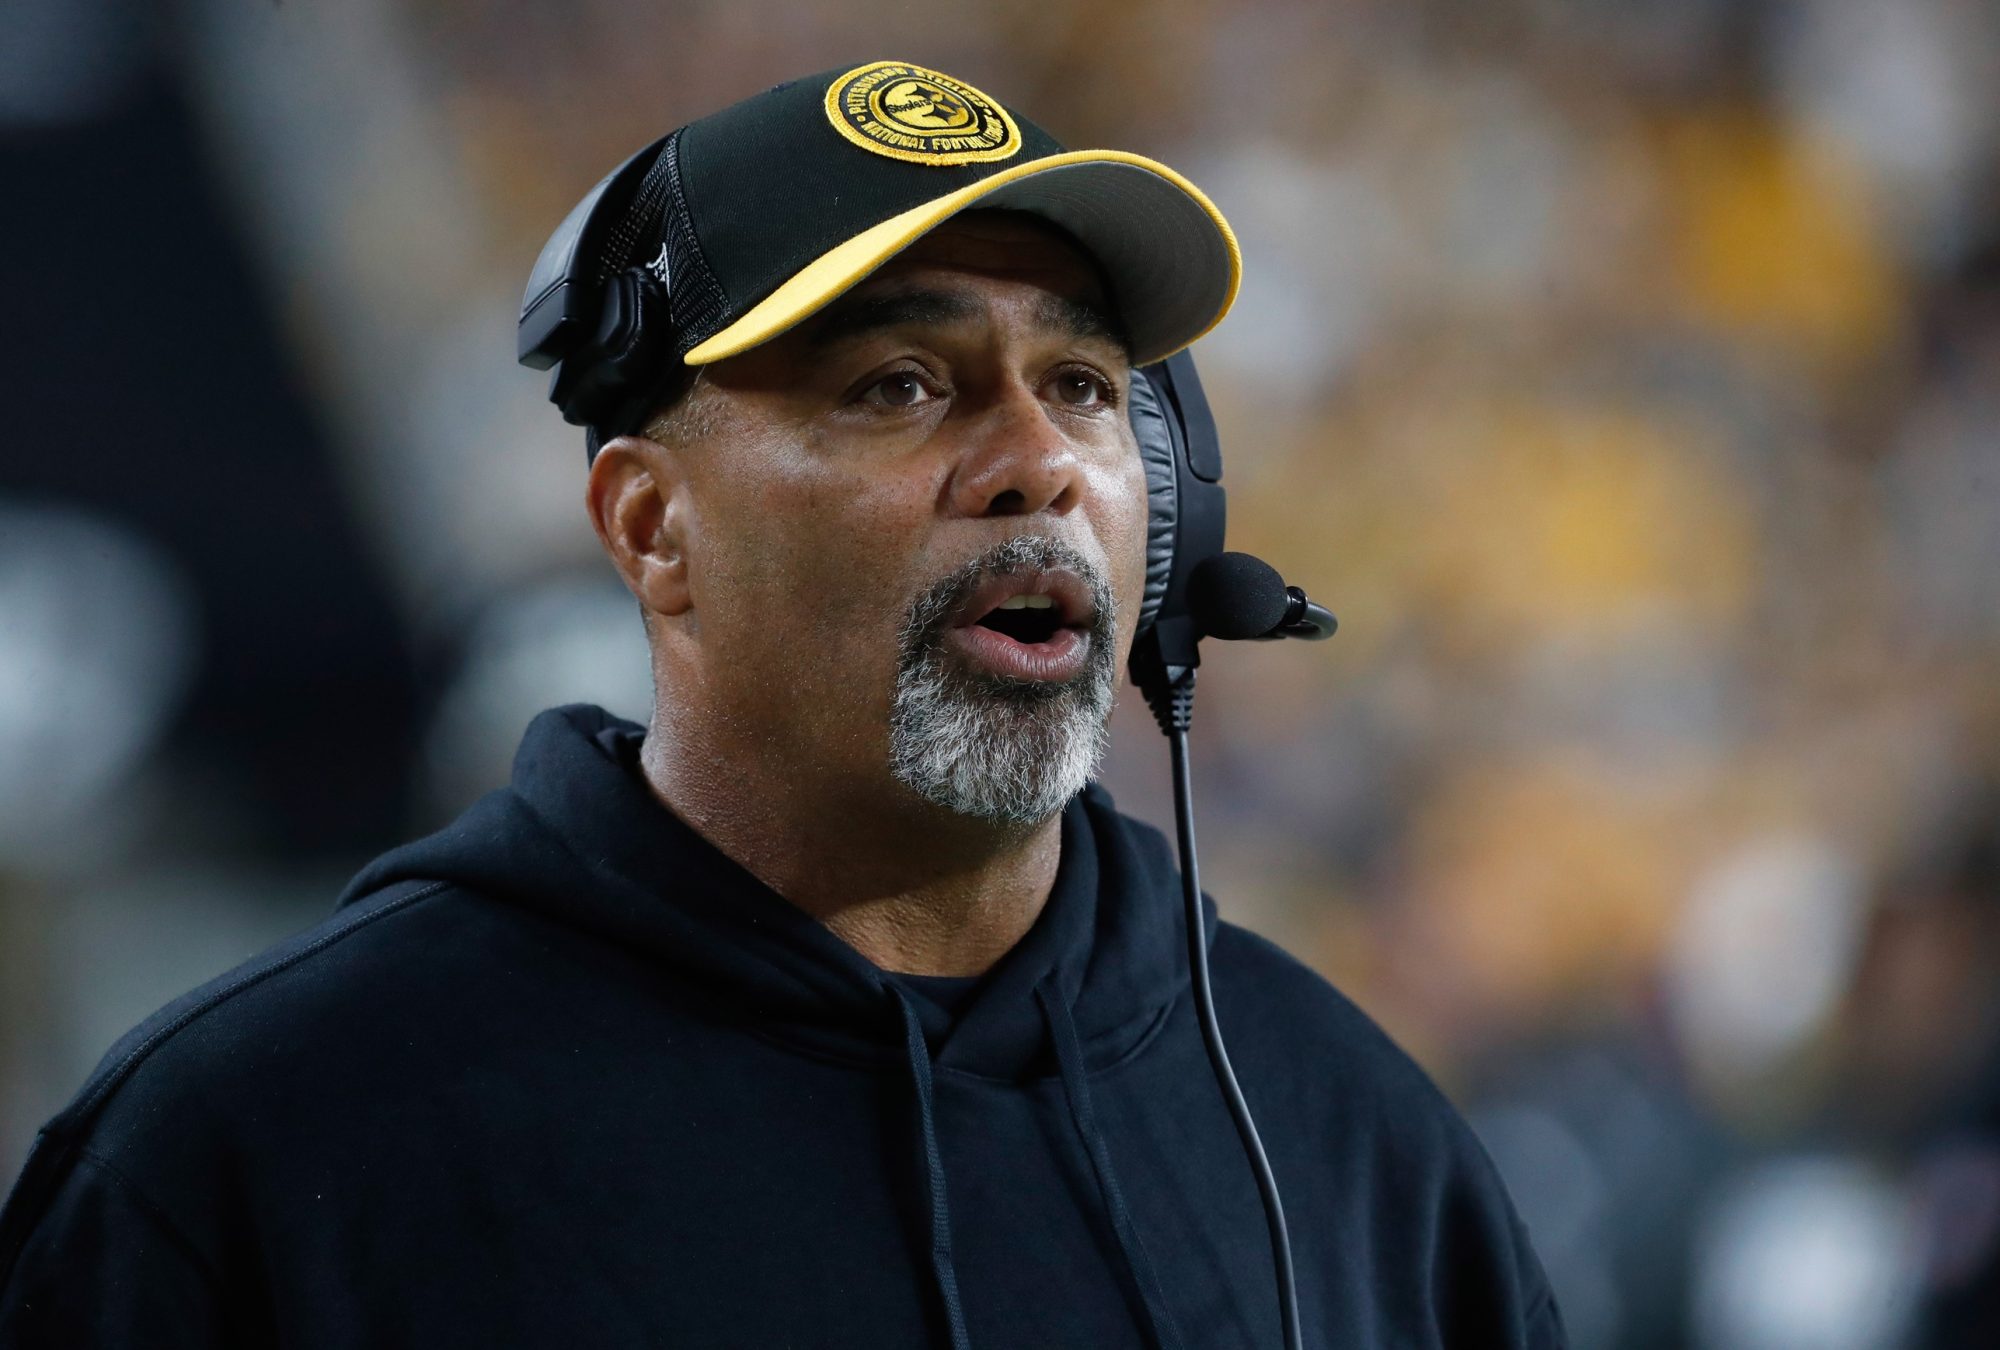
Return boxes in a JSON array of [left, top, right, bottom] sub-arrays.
[[973, 594, 1067, 645], [944, 569, 1098, 682]]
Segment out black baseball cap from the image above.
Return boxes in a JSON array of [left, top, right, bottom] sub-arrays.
[[520, 60, 1241, 394]]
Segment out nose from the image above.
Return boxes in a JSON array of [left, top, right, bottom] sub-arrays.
[[943, 377, 1087, 520]]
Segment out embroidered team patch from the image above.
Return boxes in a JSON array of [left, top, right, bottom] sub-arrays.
[[824, 62, 1022, 166]]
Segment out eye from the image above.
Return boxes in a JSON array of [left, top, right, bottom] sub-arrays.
[[1048, 368, 1113, 408], [860, 370, 938, 408]]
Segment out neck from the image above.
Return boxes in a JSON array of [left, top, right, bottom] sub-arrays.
[[638, 713, 1063, 977]]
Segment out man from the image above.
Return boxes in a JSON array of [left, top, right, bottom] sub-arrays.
[[0, 63, 1562, 1347]]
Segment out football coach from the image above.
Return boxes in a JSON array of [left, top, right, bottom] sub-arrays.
[[0, 63, 1563, 1349]]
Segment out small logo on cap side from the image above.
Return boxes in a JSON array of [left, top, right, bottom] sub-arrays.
[[824, 62, 1021, 166]]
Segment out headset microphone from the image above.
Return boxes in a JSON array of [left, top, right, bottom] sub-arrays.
[[1187, 552, 1338, 643]]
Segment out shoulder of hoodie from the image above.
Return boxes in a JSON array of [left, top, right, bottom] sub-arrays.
[[23, 876, 562, 1159], [1205, 918, 1556, 1311], [1093, 796, 1502, 1168], [0, 879, 440, 1275], [1206, 915, 1511, 1185], [1204, 917, 1426, 1090]]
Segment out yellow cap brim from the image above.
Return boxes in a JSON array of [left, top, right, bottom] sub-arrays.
[[681, 149, 1242, 368]]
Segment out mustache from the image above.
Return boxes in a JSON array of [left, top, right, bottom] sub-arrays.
[[898, 535, 1117, 665]]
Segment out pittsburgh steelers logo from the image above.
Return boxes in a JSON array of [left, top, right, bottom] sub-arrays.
[[824, 62, 1021, 166]]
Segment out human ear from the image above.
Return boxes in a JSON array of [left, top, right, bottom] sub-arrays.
[[584, 436, 693, 619]]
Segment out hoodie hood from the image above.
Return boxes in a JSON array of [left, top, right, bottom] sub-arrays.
[[338, 704, 1203, 1079], [339, 705, 1213, 1347]]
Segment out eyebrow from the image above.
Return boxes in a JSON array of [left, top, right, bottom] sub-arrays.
[[804, 285, 1132, 359], [805, 290, 982, 350], [1033, 291, 1132, 359]]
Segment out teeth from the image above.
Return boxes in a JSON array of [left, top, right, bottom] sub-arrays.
[[996, 594, 1056, 610]]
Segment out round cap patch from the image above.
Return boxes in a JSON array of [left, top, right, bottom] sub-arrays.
[[824, 62, 1022, 166]]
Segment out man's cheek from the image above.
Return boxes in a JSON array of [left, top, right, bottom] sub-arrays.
[[785, 551, 907, 675], [1096, 470, 1151, 621]]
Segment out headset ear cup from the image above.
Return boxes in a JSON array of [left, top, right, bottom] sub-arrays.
[[559, 268, 676, 435], [1126, 367, 1179, 639]]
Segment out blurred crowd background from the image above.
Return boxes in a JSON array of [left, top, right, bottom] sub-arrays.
[[5, 0, 2000, 1344]]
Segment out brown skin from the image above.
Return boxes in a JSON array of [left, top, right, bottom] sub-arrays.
[[584, 214, 1149, 976]]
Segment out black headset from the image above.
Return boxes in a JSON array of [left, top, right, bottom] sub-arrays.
[[519, 138, 1332, 1350]]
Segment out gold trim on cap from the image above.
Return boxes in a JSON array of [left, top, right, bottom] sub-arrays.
[[683, 149, 1243, 367]]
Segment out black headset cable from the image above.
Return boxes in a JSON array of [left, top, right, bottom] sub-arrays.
[[1152, 671, 1305, 1350]]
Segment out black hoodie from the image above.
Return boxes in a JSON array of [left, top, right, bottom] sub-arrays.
[[0, 705, 1562, 1348]]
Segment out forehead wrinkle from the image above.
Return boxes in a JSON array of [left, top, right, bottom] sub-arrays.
[[802, 282, 1131, 363], [803, 288, 985, 351]]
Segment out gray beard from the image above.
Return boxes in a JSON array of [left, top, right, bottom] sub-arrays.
[[887, 535, 1118, 826]]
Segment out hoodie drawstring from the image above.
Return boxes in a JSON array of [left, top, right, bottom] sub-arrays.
[[1036, 978, 1187, 1350], [893, 981, 1185, 1350], [895, 989, 974, 1350]]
